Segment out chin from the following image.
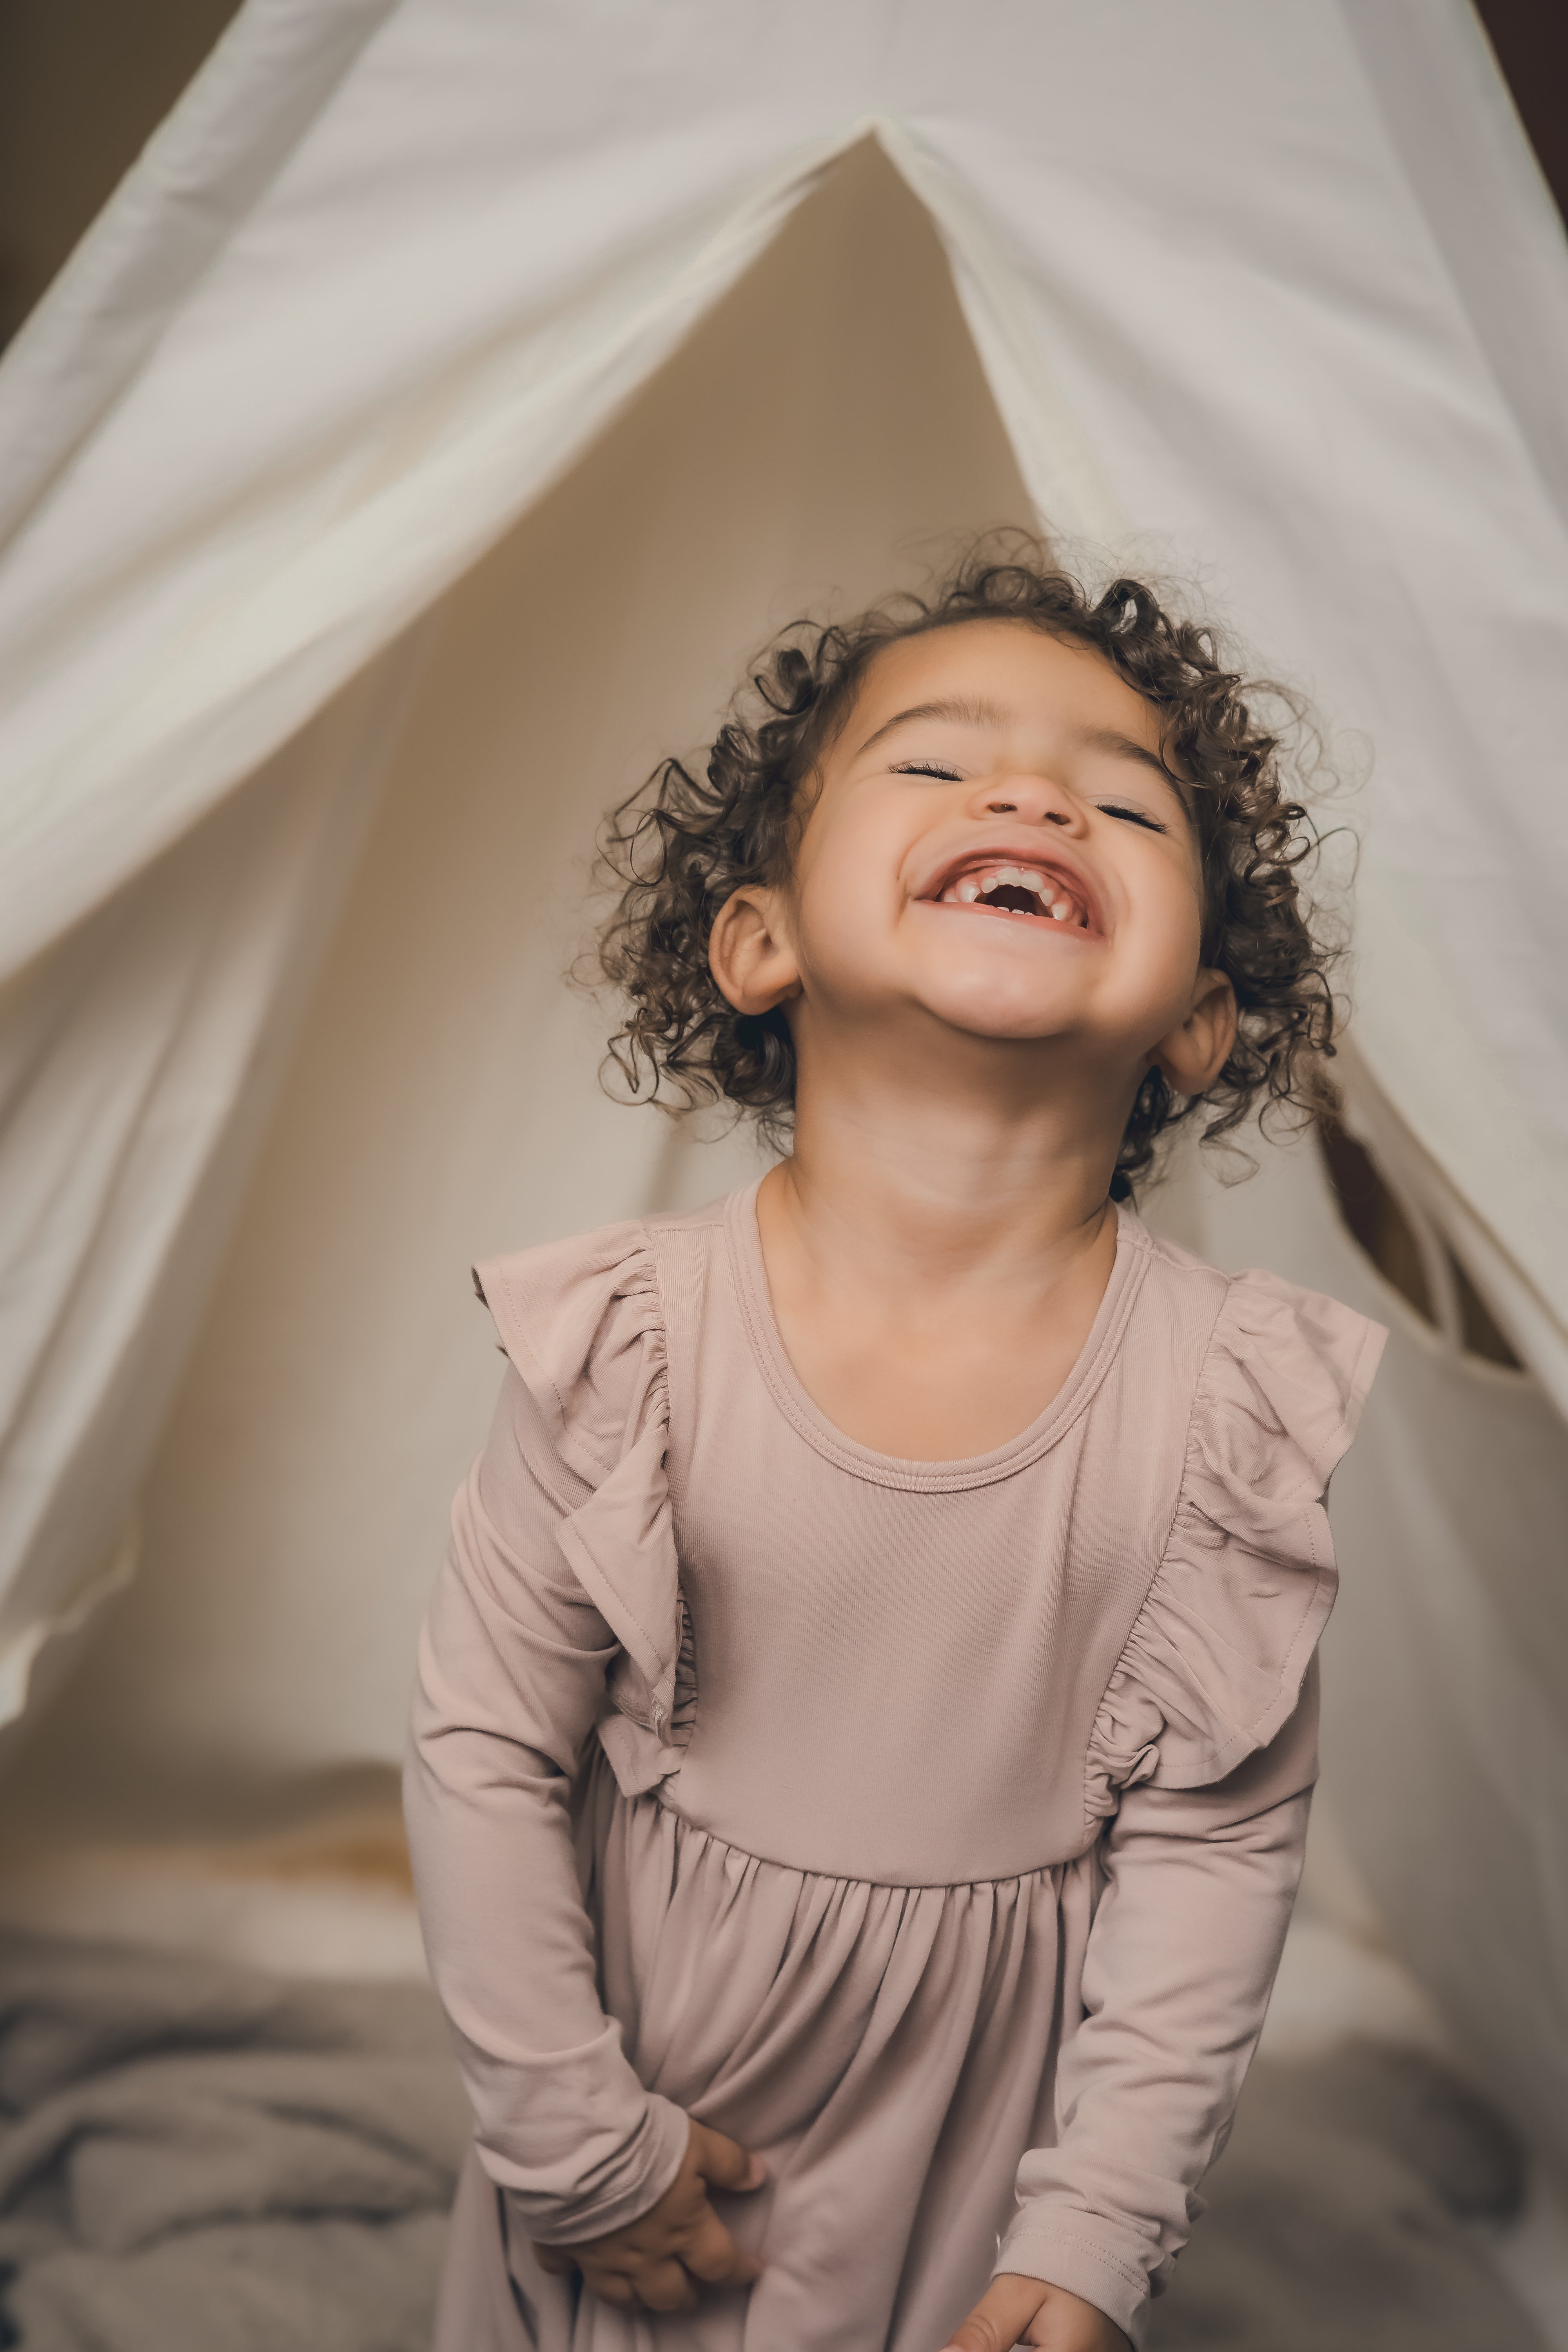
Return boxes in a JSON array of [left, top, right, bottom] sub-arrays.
[[922, 980, 1080, 1043]]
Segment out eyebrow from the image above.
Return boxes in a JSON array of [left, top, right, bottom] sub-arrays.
[[857, 699, 1188, 807], [1072, 724, 1189, 803], [855, 697, 1013, 754]]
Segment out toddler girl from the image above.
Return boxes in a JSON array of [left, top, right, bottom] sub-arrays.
[[406, 547, 1385, 2352]]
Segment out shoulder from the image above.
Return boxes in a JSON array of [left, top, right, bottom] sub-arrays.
[[1199, 1254, 1386, 1494], [473, 1198, 726, 1488], [1129, 1220, 1386, 1482]]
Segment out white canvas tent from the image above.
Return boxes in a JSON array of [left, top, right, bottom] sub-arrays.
[[0, 0, 1565, 2192]]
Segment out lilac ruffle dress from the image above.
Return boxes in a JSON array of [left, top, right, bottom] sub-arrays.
[[406, 1183, 1384, 2350]]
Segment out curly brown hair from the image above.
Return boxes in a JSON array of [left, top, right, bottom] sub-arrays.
[[594, 541, 1339, 1196]]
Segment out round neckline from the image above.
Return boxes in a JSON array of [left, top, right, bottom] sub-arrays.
[[722, 1178, 1150, 1493]]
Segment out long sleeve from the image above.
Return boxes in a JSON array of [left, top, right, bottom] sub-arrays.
[[994, 1264, 1385, 2340], [405, 1231, 691, 2247], [995, 1679, 1317, 2341]]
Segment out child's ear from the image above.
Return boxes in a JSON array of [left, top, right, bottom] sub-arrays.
[[1150, 967, 1237, 1097], [709, 886, 802, 1015]]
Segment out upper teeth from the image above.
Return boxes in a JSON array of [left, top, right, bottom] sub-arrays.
[[942, 864, 1079, 921]]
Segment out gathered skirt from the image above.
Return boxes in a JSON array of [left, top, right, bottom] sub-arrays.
[[436, 1748, 1099, 2352]]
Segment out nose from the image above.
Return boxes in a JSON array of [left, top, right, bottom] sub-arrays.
[[970, 768, 1085, 831]]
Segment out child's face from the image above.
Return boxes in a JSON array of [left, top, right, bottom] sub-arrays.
[[711, 617, 1234, 1103]]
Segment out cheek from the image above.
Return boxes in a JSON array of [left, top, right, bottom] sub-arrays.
[[790, 808, 907, 972], [786, 862, 865, 991], [1136, 854, 1206, 964], [1112, 866, 1207, 1027]]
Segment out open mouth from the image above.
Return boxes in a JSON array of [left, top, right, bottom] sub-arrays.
[[930, 858, 1095, 933]]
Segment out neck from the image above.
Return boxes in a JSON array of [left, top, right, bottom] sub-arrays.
[[762, 1025, 1135, 1301]]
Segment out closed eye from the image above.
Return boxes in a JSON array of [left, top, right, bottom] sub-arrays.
[[892, 760, 965, 782], [1098, 802, 1169, 834]]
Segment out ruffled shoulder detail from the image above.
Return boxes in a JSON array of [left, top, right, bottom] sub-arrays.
[[474, 1222, 665, 1490], [1087, 1267, 1387, 1813], [475, 1225, 685, 1792]]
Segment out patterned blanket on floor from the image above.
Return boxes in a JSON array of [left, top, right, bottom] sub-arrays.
[[0, 1929, 1548, 2350]]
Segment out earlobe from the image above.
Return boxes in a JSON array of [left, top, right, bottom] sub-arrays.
[[708, 886, 802, 1016], [1150, 969, 1237, 1097]]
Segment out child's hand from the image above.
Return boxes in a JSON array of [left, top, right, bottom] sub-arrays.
[[533, 2118, 766, 2314], [940, 2273, 1132, 2351]]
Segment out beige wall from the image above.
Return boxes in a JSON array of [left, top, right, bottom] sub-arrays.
[[20, 142, 1032, 1817]]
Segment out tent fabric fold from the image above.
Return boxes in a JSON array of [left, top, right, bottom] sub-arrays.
[[0, 0, 401, 549], [0, 657, 410, 1724], [1, 1, 1564, 1324]]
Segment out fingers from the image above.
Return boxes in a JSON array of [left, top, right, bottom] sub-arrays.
[[941, 2276, 1131, 2352], [621, 2256, 697, 2314], [679, 2201, 764, 2288], [689, 2119, 768, 2193], [529, 2117, 768, 2321], [570, 2258, 684, 2315], [940, 2273, 1051, 2352], [584, 2268, 634, 2308], [546, 2194, 761, 2318]]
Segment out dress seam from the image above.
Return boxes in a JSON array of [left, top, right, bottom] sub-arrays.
[[1078, 1272, 1229, 1844], [643, 1226, 694, 1749], [648, 1785, 1080, 1893]]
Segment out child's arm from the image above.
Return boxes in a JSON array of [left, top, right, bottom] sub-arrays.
[[938, 1268, 1385, 2347], [942, 1688, 1316, 2349], [404, 1362, 757, 2287]]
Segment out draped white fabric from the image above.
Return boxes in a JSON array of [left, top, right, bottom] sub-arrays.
[[0, 0, 1566, 2155], [1145, 1121, 1568, 2174], [0, 661, 416, 1728]]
